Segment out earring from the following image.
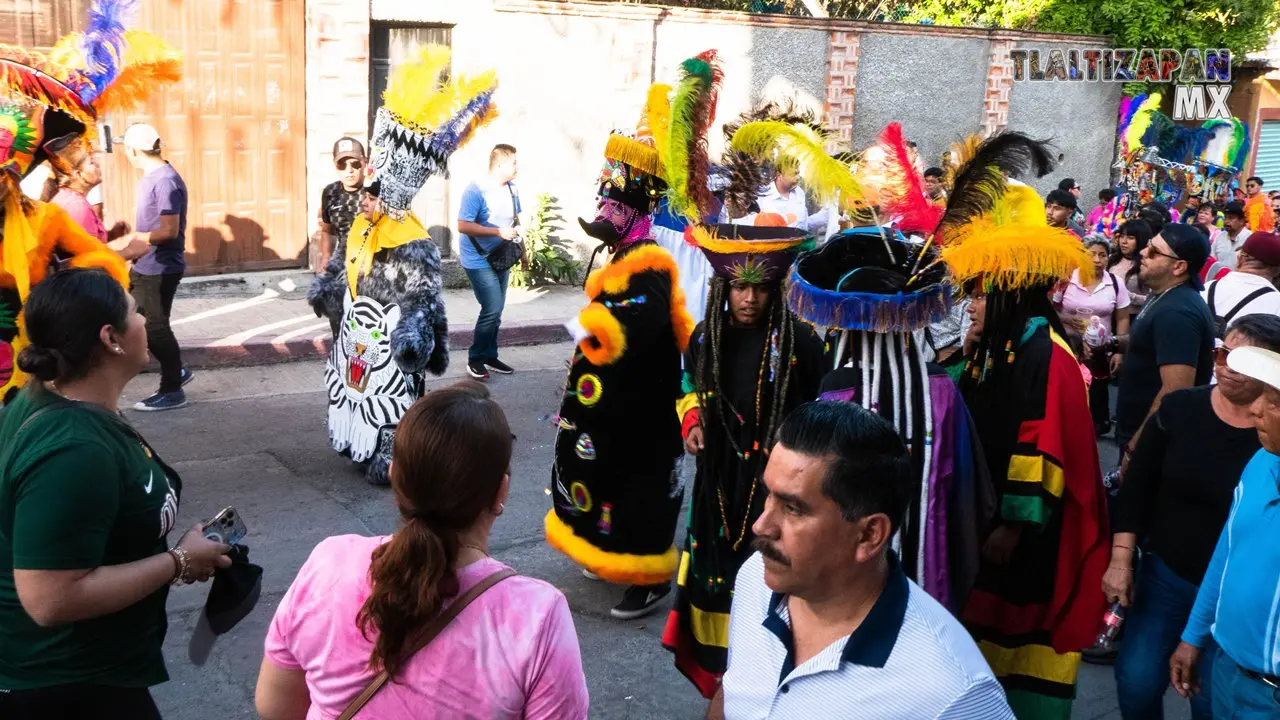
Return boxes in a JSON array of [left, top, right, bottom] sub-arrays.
[[496, 503, 505, 516], [112, 346, 124, 355]]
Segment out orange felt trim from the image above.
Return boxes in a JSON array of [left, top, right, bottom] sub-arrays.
[[670, 276, 694, 352], [578, 302, 626, 366], [585, 244, 680, 300], [0, 201, 127, 292], [544, 509, 679, 586]]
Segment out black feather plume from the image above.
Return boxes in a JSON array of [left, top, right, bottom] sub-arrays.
[[936, 132, 1057, 243]]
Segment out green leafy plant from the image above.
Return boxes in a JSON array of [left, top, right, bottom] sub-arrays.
[[510, 193, 583, 288]]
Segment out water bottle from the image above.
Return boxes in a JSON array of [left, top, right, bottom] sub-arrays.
[[1084, 316, 1108, 348], [1095, 600, 1125, 648]]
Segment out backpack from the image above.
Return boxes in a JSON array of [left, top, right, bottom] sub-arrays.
[[1206, 278, 1279, 340]]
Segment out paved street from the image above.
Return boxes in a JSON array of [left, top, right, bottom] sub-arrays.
[[125, 345, 1191, 720]]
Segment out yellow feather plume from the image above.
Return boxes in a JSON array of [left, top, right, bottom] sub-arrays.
[[942, 221, 1092, 290], [1124, 93, 1162, 155], [731, 120, 862, 207], [380, 45, 497, 132], [646, 83, 671, 152]]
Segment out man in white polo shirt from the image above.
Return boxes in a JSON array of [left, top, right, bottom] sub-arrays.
[[708, 401, 1012, 719]]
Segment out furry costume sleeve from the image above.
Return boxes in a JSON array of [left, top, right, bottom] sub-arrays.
[[21, 201, 129, 291]]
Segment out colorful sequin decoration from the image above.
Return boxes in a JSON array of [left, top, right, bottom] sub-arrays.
[[570, 481, 593, 512], [576, 373, 603, 407], [602, 295, 647, 309], [598, 502, 613, 535], [574, 433, 596, 460]]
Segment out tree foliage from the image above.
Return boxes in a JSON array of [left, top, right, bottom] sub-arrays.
[[581, 0, 1280, 58], [509, 193, 583, 288], [907, 0, 1280, 58]]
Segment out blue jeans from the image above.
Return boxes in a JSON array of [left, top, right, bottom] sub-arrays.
[[465, 265, 509, 363], [1115, 554, 1214, 720], [1211, 647, 1280, 718]]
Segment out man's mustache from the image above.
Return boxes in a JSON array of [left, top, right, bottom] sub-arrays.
[[752, 537, 791, 567]]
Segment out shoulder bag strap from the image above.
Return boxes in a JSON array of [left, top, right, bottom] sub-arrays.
[[1207, 280, 1219, 315], [1224, 285, 1279, 325], [337, 568, 518, 720], [507, 183, 520, 229]]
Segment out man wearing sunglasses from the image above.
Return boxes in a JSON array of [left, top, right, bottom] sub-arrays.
[[318, 138, 366, 271], [1108, 225, 1215, 470], [1243, 176, 1275, 234]]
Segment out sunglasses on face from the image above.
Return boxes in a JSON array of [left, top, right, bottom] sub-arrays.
[[1145, 244, 1180, 261], [338, 159, 363, 171]]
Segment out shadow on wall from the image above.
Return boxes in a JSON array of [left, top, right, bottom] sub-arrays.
[[190, 215, 285, 272]]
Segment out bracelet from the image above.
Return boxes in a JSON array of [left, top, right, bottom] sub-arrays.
[[1113, 544, 1135, 551], [168, 547, 190, 585]]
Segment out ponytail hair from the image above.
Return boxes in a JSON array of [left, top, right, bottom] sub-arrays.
[[356, 381, 513, 677]]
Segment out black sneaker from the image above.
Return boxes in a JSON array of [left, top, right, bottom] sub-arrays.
[[610, 584, 671, 620], [485, 358, 514, 375], [466, 361, 490, 380], [133, 390, 188, 412], [179, 368, 195, 388]]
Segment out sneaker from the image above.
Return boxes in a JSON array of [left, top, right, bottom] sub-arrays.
[[466, 361, 490, 380], [484, 358, 514, 375], [610, 584, 671, 620], [134, 390, 188, 412], [179, 368, 195, 388], [582, 568, 602, 581]]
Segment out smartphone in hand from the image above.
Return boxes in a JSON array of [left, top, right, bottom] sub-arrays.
[[202, 507, 248, 546]]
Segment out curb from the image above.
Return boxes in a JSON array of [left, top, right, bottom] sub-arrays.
[[163, 321, 571, 371]]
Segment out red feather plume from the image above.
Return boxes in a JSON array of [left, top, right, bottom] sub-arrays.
[[875, 123, 943, 237]]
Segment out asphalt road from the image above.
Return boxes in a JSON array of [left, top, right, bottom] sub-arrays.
[[120, 343, 1188, 720]]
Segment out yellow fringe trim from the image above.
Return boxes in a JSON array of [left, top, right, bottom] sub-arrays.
[[544, 509, 679, 586], [578, 301, 627, 366], [605, 134, 661, 177], [941, 222, 1094, 290], [688, 225, 809, 255]]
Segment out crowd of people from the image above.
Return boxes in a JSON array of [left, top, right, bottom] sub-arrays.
[[5, 9, 1280, 719]]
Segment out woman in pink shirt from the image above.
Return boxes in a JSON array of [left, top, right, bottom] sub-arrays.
[[40, 136, 128, 244], [255, 382, 589, 720], [1055, 236, 1131, 435]]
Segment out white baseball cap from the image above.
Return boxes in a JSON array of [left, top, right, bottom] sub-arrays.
[[117, 123, 162, 152], [1227, 346, 1280, 391]]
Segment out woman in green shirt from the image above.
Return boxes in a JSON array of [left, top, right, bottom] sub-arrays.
[[0, 269, 230, 719]]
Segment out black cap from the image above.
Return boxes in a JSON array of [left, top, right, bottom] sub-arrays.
[[1058, 177, 1080, 191], [332, 136, 365, 164], [1160, 223, 1210, 291], [1223, 200, 1247, 219]]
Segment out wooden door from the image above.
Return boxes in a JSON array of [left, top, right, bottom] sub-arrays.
[[101, 0, 308, 274]]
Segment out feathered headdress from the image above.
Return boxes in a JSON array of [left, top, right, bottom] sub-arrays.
[[605, 83, 669, 177], [858, 123, 944, 236], [933, 131, 1056, 246], [788, 227, 951, 333], [730, 119, 862, 210], [664, 50, 722, 221], [1122, 93, 1162, 155], [368, 45, 498, 218], [685, 218, 813, 284], [719, 100, 821, 220]]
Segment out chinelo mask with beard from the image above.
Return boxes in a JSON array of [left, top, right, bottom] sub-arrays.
[[578, 198, 652, 250]]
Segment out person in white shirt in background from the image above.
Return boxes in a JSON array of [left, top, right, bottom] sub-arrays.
[[1214, 202, 1252, 270], [1203, 231, 1280, 335], [756, 170, 838, 240]]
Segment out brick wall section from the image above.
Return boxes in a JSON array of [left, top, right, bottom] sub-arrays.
[[304, 0, 370, 269], [826, 31, 860, 143], [981, 39, 1015, 137]]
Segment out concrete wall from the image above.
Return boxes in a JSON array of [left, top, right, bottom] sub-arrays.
[[1006, 43, 1123, 198], [316, 0, 1116, 265], [850, 33, 991, 169]]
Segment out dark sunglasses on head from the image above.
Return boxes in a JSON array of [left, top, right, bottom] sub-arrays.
[[338, 159, 363, 171]]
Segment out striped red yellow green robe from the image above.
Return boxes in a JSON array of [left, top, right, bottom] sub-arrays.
[[961, 320, 1110, 720]]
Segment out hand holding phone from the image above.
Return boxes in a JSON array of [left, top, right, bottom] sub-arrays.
[[202, 507, 248, 546]]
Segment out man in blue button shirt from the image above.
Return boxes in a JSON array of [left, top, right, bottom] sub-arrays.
[[1172, 344, 1280, 716], [709, 401, 1013, 719]]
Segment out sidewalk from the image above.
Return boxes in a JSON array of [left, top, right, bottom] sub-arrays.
[[167, 279, 584, 369]]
